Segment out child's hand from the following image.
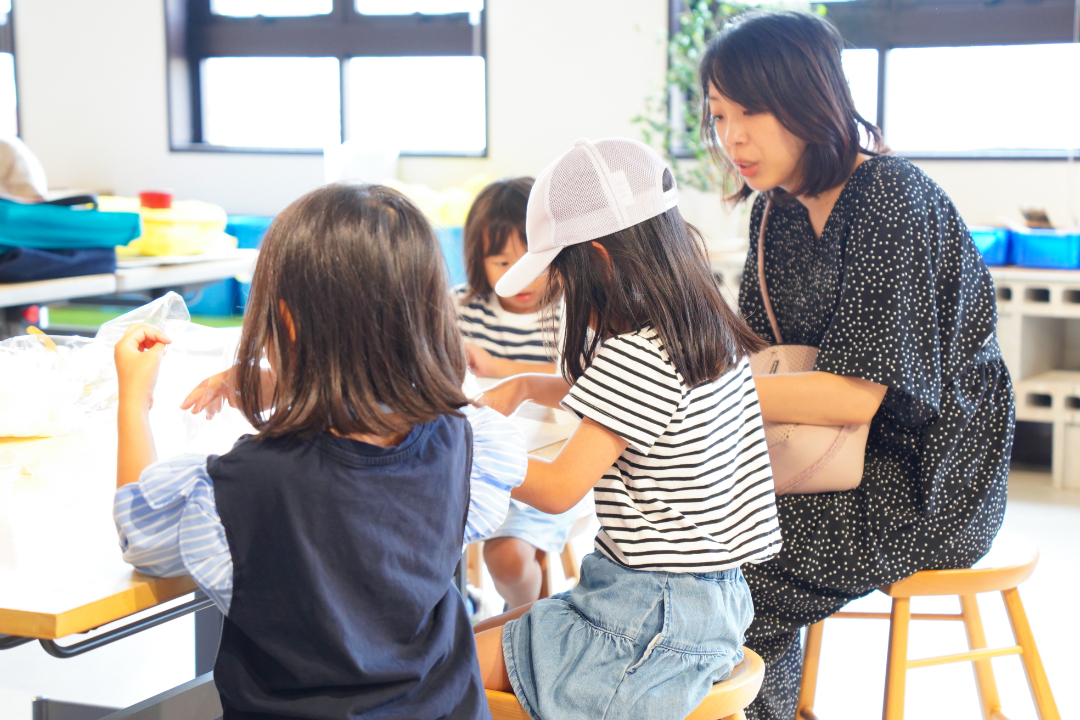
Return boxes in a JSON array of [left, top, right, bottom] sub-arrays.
[[181, 368, 237, 419], [465, 343, 503, 378], [476, 376, 529, 416], [114, 324, 171, 410]]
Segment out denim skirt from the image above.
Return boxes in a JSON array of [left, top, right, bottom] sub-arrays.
[[502, 552, 754, 720]]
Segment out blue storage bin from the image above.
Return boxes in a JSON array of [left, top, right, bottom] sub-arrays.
[[225, 215, 273, 315], [185, 279, 240, 316], [969, 226, 1009, 266], [436, 226, 467, 287], [226, 215, 275, 249], [1010, 228, 1080, 270]]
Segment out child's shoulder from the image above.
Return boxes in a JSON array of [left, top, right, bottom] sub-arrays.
[[598, 327, 681, 382]]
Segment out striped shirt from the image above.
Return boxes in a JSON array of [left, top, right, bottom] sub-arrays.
[[453, 285, 558, 364], [113, 405, 527, 614], [561, 328, 781, 572]]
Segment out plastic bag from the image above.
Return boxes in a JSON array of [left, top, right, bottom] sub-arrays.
[[0, 333, 105, 436], [0, 292, 252, 449]]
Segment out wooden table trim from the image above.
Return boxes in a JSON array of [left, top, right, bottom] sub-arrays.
[[0, 574, 197, 640]]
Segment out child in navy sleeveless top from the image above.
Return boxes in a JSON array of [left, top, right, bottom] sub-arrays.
[[112, 184, 527, 719]]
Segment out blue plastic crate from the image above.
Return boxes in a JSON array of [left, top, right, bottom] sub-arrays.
[[185, 279, 239, 316], [436, 226, 467, 287], [225, 215, 273, 315], [226, 215, 275, 249], [1010, 229, 1080, 270], [969, 226, 1009, 266]]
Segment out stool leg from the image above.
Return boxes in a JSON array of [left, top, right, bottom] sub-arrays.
[[797, 621, 825, 720], [959, 594, 1002, 720], [1001, 587, 1060, 720], [537, 551, 550, 599], [560, 542, 579, 584], [466, 542, 483, 589], [883, 597, 910, 720]]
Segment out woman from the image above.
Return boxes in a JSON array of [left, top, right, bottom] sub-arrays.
[[699, 12, 1014, 719]]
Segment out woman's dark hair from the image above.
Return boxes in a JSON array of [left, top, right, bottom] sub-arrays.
[[544, 200, 766, 387], [462, 177, 534, 301], [235, 183, 469, 438], [699, 10, 886, 202]]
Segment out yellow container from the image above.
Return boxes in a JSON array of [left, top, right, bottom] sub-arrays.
[[100, 196, 238, 256]]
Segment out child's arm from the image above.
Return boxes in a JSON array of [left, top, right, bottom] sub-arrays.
[[180, 366, 275, 418], [465, 343, 558, 379], [754, 371, 887, 426], [114, 324, 171, 489], [477, 373, 570, 415], [511, 417, 629, 514]]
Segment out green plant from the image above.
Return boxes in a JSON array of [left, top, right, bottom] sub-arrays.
[[635, 1, 821, 193]]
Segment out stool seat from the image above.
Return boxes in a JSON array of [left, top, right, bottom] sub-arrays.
[[485, 647, 764, 720], [881, 531, 1039, 598]]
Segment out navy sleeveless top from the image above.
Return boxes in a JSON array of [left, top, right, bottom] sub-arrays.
[[209, 415, 490, 720]]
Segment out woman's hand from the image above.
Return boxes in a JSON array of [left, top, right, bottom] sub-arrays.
[[181, 368, 237, 419], [114, 324, 171, 411], [476, 376, 530, 416]]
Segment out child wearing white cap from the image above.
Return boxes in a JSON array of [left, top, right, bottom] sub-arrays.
[[472, 137, 782, 720]]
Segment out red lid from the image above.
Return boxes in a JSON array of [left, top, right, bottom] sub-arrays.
[[139, 191, 173, 209]]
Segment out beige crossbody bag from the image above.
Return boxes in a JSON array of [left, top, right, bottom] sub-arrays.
[[749, 199, 870, 495]]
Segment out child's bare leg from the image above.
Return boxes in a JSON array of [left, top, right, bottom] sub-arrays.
[[474, 626, 513, 692], [484, 537, 544, 609]]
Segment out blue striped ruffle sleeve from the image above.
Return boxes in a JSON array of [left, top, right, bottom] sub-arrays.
[[462, 405, 527, 545], [113, 454, 233, 614]]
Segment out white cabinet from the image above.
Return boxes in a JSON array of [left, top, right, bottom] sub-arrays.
[[991, 267, 1080, 489]]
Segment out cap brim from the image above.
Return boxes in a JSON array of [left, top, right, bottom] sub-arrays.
[[494, 246, 562, 297]]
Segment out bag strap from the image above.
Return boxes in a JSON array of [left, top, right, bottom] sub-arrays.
[[756, 198, 784, 344]]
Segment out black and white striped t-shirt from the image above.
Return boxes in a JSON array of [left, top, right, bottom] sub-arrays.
[[453, 285, 558, 364], [561, 327, 781, 572]]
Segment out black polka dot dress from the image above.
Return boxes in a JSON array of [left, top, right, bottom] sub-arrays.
[[737, 156, 1015, 720]]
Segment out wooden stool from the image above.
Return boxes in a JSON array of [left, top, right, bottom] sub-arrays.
[[797, 532, 1060, 720], [485, 647, 765, 720]]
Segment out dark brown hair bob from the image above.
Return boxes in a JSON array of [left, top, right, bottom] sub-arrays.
[[544, 202, 765, 388], [462, 177, 534, 302], [234, 183, 469, 439], [699, 10, 886, 202]]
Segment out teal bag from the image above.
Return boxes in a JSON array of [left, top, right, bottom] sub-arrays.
[[0, 199, 141, 250]]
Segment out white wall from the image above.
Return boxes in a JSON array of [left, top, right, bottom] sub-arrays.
[[11, 0, 1080, 234]]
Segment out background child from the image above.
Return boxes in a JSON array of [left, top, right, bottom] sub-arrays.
[[472, 138, 782, 720], [113, 184, 526, 719], [455, 177, 587, 610]]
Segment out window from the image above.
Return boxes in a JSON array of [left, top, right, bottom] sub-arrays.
[[821, 0, 1080, 157], [671, 0, 1080, 159], [165, 0, 486, 155], [0, 0, 17, 138]]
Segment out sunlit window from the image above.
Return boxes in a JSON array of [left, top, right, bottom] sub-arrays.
[[841, 48, 878, 127], [355, 0, 482, 14], [886, 44, 1080, 154], [201, 57, 341, 148], [347, 56, 486, 155], [211, 0, 332, 17]]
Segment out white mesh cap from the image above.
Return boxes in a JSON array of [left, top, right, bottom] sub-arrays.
[[494, 137, 678, 297]]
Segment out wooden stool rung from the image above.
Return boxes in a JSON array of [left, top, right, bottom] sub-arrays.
[[906, 644, 1023, 670]]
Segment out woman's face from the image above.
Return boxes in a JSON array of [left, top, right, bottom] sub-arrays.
[[707, 84, 807, 194]]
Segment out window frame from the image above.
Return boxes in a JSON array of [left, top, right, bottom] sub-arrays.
[[164, 0, 488, 156], [0, 2, 18, 137], [676, 0, 1080, 161]]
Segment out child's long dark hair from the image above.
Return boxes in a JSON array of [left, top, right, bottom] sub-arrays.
[[235, 183, 469, 438], [462, 177, 534, 302], [545, 205, 765, 387]]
